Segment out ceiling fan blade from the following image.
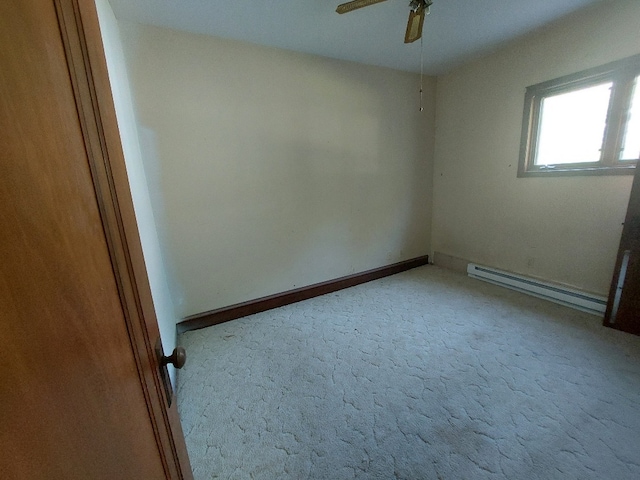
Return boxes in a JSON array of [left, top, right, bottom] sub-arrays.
[[336, 0, 388, 15], [404, 5, 425, 43]]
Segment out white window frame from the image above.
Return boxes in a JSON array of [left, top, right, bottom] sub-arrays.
[[518, 54, 640, 177]]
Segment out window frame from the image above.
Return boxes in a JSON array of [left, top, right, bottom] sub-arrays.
[[518, 54, 640, 178]]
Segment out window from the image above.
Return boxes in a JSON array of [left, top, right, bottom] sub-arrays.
[[518, 54, 640, 177]]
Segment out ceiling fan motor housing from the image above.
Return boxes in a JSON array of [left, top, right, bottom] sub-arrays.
[[335, 0, 434, 44]]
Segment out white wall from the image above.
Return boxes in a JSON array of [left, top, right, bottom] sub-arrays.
[[95, 0, 178, 382], [118, 23, 436, 318], [432, 0, 640, 295]]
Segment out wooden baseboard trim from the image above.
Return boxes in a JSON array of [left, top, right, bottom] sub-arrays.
[[177, 255, 429, 334]]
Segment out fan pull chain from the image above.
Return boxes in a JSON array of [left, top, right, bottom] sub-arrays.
[[419, 35, 424, 112]]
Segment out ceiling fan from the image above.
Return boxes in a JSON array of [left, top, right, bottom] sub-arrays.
[[336, 0, 433, 44]]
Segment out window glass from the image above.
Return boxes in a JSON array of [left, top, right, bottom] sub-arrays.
[[518, 55, 640, 177], [620, 76, 640, 161], [535, 82, 612, 166]]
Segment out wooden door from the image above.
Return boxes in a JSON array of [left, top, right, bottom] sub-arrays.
[[0, 1, 192, 478], [604, 165, 640, 335]]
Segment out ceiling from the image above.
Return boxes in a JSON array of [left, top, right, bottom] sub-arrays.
[[108, 0, 606, 75]]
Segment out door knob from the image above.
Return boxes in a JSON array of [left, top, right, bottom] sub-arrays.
[[161, 347, 187, 369]]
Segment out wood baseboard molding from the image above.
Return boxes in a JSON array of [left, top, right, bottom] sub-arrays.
[[177, 255, 429, 334]]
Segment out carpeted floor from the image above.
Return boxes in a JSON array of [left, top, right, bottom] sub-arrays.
[[177, 265, 640, 479]]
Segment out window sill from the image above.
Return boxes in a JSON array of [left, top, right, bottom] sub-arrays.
[[517, 164, 636, 178]]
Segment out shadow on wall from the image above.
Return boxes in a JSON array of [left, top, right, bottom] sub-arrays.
[[137, 126, 187, 313]]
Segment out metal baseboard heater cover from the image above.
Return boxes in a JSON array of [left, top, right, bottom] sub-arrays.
[[467, 263, 607, 316]]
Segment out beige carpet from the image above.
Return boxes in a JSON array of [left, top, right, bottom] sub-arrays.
[[178, 265, 640, 479]]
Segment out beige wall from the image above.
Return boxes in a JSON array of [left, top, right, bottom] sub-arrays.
[[95, 1, 178, 382], [119, 23, 436, 318], [432, 0, 640, 295]]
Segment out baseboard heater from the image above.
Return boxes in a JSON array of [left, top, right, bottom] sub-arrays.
[[467, 263, 607, 316]]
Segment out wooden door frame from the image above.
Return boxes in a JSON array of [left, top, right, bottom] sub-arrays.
[[604, 163, 640, 334], [54, 1, 192, 477]]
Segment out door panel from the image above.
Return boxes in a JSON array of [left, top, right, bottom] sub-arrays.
[[0, 1, 191, 478], [604, 165, 640, 334]]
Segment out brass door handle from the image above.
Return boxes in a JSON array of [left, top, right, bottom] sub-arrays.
[[161, 347, 187, 369]]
